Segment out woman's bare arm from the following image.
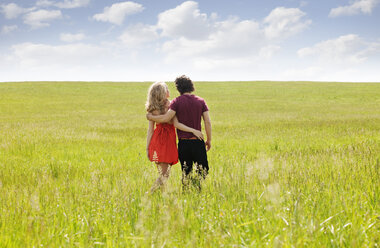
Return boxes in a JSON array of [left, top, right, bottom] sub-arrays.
[[146, 120, 155, 159], [147, 109, 176, 123], [173, 116, 204, 140]]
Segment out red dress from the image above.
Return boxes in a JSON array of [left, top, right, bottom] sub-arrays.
[[148, 123, 178, 165]]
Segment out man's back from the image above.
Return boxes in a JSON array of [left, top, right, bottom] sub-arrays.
[[170, 94, 208, 139]]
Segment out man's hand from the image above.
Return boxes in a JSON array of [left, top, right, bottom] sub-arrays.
[[205, 140, 211, 151]]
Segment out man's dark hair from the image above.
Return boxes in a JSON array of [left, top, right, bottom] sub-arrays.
[[175, 75, 194, 95]]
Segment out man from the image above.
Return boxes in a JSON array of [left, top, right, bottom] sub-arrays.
[[147, 75, 212, 190]]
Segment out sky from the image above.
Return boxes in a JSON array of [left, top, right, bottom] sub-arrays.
[[0, 0, 379, 82]]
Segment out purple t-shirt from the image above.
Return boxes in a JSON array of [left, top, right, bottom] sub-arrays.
[[170, 94, 209, 139]]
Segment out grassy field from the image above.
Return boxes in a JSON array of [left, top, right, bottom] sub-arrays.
[[0, 81, 379, 247]]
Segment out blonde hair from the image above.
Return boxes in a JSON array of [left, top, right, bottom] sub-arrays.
[[145, 81, 169, 113]]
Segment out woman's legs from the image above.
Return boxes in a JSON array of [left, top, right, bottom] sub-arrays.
[[150, 163, 171, 192]]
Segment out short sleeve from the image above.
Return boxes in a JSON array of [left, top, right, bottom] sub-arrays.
[[202, 99, 209, 113], [169, 97, 178, 112]]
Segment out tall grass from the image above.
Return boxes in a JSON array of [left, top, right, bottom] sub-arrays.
[[0, 81, 379, 247]]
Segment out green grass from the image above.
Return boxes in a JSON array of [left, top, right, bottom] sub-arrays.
[[0, 81, 379, 247]]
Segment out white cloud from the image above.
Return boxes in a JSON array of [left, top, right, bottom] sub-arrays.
[[283, 66, 323, 80], [161, 19, 263, 64], [36, 0, 90, 8], [297, 34, 380, 64], [36, 0, 55, 7], [1, 25, 18, 34], [264, 7, 311, 39], [1, 3, 29, 19], [2, 42, 154, 81], [60, 32, 86, 42], [259, 45, 281, 59], [93, 1, 144, 25], [281, 65, 380, 82], [119, 24, 158, 47], [329, 0, 380, 17], [157, 1, 212, 40], [55, 0, 90, 8], [23, 9, 62, 29], [157, 4, 310, 70], [192, 57, 255, 71], [10, 42, 108, 68]]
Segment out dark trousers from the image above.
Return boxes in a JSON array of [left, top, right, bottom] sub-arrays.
[[178, 139, 209, 190]]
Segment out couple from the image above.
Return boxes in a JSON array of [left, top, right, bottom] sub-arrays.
[[145, 75, 212, 192]]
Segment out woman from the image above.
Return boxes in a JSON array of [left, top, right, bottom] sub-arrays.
[[145, 82, 203, 192]]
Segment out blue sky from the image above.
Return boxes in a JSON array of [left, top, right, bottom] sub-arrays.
[[1, 0, 379, 82]]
